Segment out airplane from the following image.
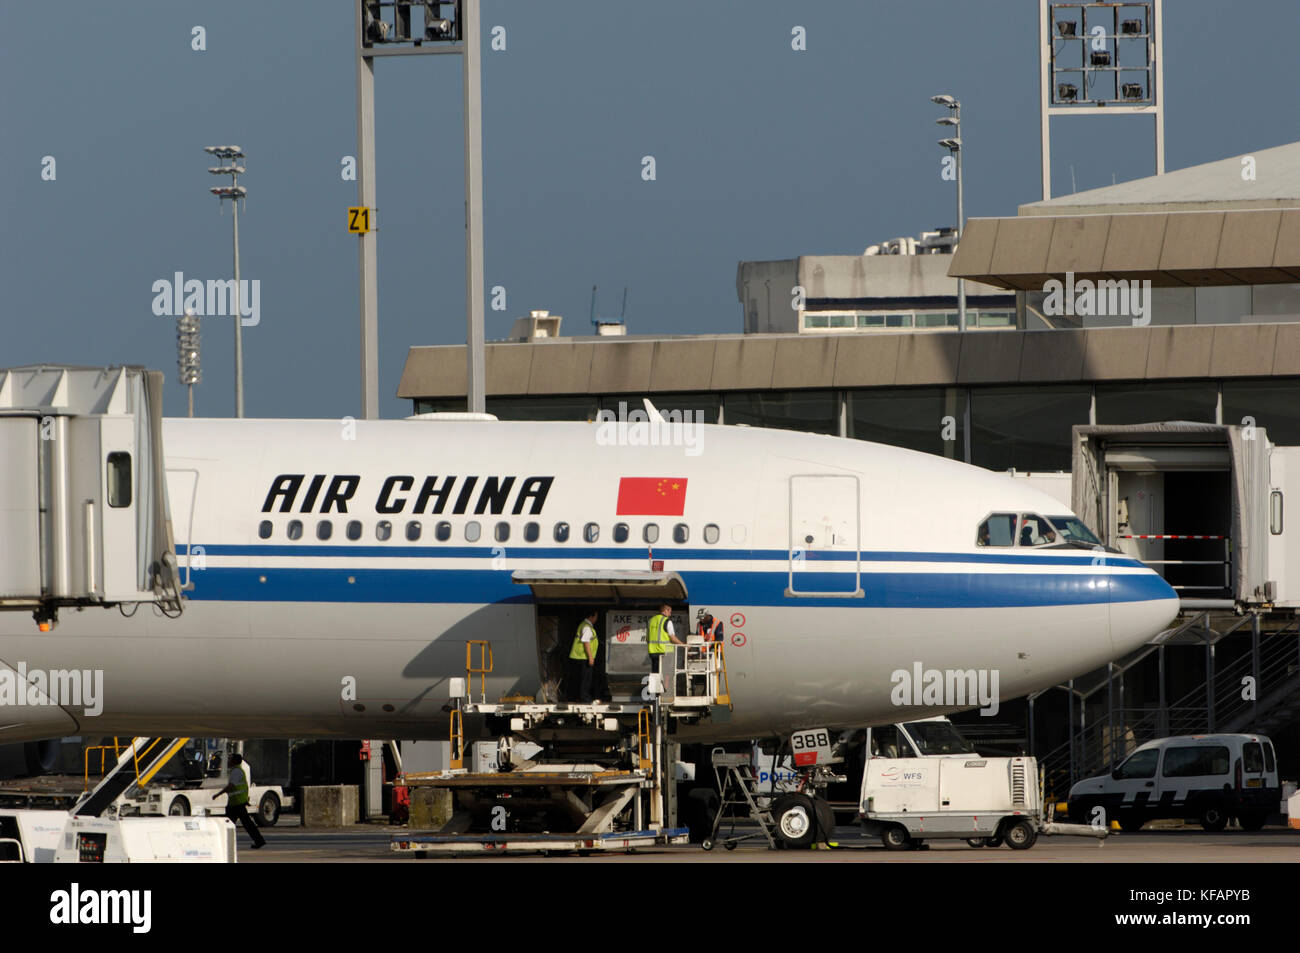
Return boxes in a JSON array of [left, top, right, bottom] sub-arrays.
[[0, 411, 1180, 759]]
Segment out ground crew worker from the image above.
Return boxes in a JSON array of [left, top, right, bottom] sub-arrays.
[[567, 609, 601, 704], [647, 603, 685, 692], [215, 752, 266, 849]]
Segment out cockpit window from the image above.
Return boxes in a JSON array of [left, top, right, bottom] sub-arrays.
[[1047, 515, 1101, 546], [976, 513, 1016, 547], [1017, 513, 1058, 547]]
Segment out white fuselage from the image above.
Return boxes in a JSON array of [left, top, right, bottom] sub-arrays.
[[0, 418, 1179, 743]]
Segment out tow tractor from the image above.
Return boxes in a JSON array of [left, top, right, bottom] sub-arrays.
[[391, 633, 732, 856], [120, 740, 292, 827]]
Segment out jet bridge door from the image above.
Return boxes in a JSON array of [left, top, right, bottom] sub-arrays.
[[0, 417, 40, 600], [787, 474, 862, 597]]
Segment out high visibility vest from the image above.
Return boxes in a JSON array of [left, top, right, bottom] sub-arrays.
[[570, 620, 598, 660], [230, 765, 250, 807], [701, 618, 721, 642], [648, 614, 671, 654]]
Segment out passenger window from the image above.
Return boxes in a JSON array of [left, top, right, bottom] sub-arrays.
[[1161, 745, 1230, 778], [613, 523, 630, 543], [584, 522, 599, 543], [1115, 748, 1158, 779], [258, 520, 273, 540], [524, 522, 539, 543], [643, 523, 659, 544], [1243, 742, 1264, 773], [465, 521, 481, 542], [554, 522, 570, 543], [976, 513, 1016, 547], [107, 452, 132, 507], [673, 523, 689, 544], [405, 521, 422, 542], [495, 521, 510, 543], [346, 520, 362, 541], [376, 520, 392, 541], [435, 521, 452, 542], [704, 524, 720, 544], [287, 520, 303, 541], [1017, 513, 1058, 547], [316, 520, 333, 541]]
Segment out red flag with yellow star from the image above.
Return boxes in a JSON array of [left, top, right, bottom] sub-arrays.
[[616, 477, 688, 516]]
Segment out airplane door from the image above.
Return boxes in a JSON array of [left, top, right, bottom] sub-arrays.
[[787, 474, 861, 596]]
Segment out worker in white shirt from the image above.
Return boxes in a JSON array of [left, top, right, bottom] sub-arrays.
[[567, 609, 602, 704]]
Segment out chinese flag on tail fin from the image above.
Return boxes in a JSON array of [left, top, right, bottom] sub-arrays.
[[616, 477, 688, 516]]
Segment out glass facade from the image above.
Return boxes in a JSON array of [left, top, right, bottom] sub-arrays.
[[725, 390, 839, 434], [413, 379, 1300, 470], [971, 386, 1092, 471], [848, 388, 964, 458], [1096, 383, 1216, 425]]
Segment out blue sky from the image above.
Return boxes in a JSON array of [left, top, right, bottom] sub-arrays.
[[2, 1, 1295, 418]]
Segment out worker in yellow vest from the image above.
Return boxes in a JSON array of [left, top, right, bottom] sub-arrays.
[[567, 609, 602, 704], [647, 603, 685, 693], [216, 751, 266, 849]]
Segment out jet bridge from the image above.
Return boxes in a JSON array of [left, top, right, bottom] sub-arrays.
[[1071, 422, 1270, 609], [0, 366, 182, 629]]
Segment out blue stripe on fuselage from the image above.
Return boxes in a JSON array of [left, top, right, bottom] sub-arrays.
[[180, 565, 1172, 609]]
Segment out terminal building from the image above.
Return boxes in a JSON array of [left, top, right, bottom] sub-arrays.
[[400, 141, 1300, 795]]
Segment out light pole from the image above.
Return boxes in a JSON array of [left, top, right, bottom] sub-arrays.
[[205, 145, 247, 417], [177, 311, 201, 417], [932, 96, 966, 333]]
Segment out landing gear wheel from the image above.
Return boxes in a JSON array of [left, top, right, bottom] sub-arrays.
[[772, 794, 818, 849], [1004, 819, 1038, 850], [256, 791, 281, 827], [1199, 804, 1229, 832], [881, 825, 911, 851], [168, 796, 190, 817]]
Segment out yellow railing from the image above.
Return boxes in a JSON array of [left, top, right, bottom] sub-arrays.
[[82, 737, 190, 792], [466, 640, 494, 700], [637, 707, 653, 772], [449, 709, 465, 770], [712, 640, 732, 708]]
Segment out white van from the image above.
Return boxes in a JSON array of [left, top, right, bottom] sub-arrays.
[[1067, 733, 1280, 832]]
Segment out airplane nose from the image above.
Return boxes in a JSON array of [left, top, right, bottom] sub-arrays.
[[1108, 561, 1180, 655]]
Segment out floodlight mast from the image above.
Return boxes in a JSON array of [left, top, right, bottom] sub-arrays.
[[354, 1, 485, 418], [932, 97, 965, 334], [205, 145, 247, 417]]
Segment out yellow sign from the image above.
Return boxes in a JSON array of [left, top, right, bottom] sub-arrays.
[[348, 206, 372, 234]]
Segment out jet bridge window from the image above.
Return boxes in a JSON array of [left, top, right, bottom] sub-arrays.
[[258, 520, 273, 540], [107, 452, 131, 507], [976, 513, 1016, 547]]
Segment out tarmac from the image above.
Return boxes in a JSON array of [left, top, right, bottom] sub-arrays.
[[238, 821, 1300, 862]]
